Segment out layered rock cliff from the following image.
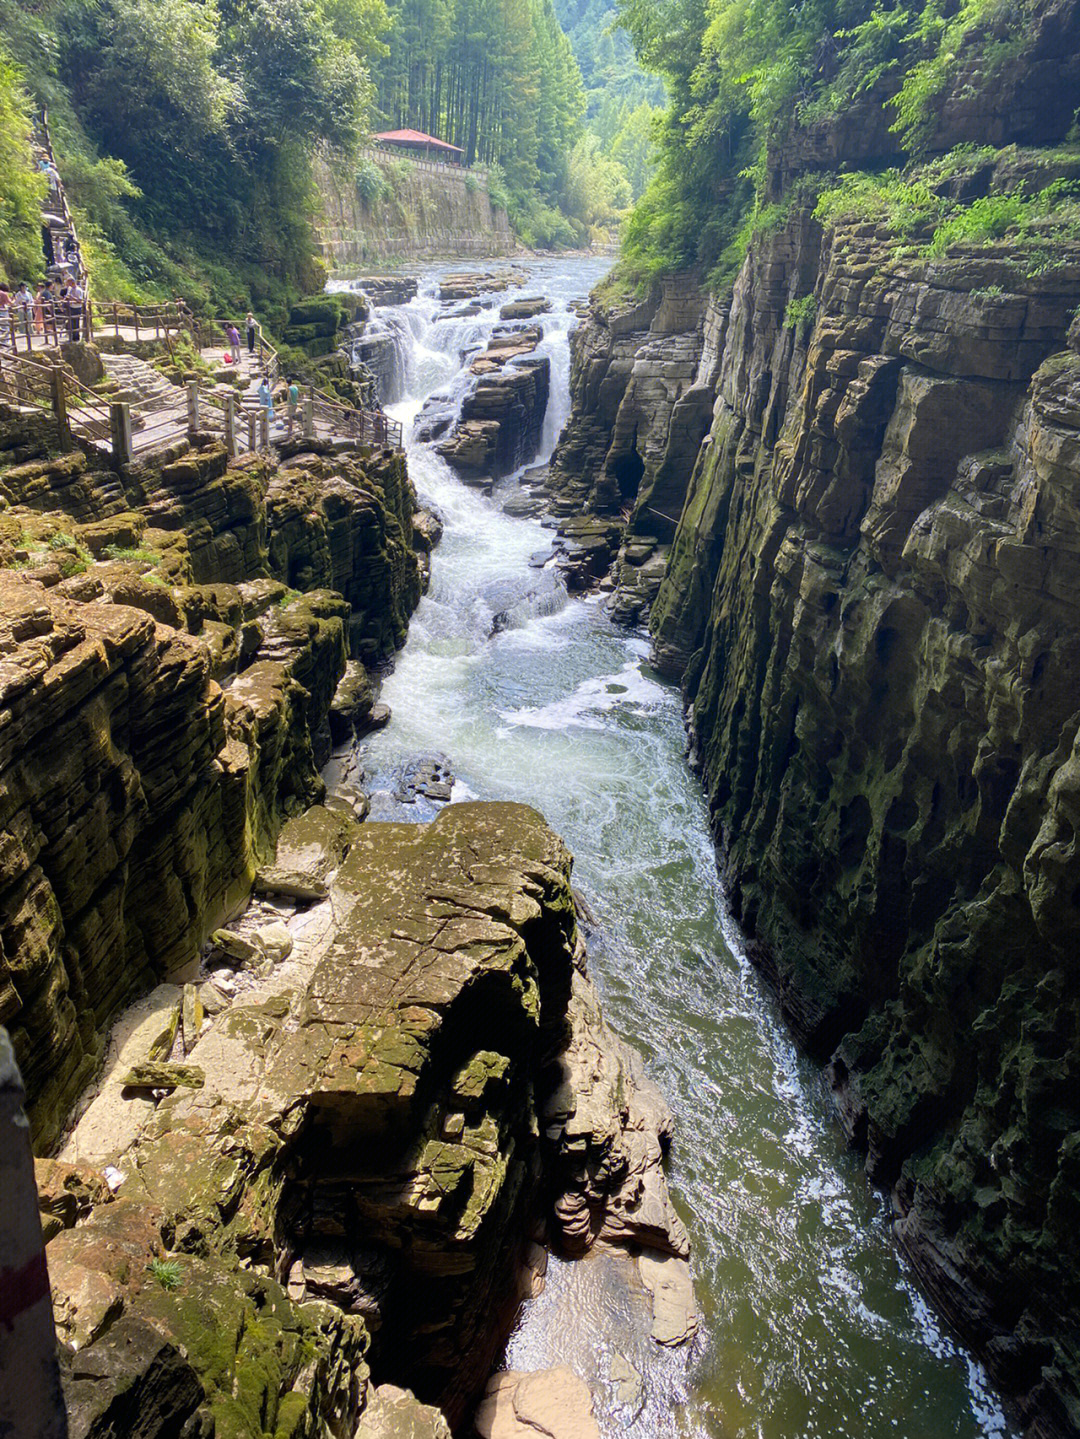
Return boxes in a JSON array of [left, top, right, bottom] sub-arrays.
[[0, 434, 424, 1150], [650, 197, 1080, 1434], [547, 13, 1080, 1432]]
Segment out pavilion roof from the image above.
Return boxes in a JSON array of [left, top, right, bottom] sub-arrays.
[[373, 129, 464, 154]]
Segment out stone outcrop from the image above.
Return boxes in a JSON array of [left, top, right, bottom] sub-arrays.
[[540, 275, 724, 620], [315, 153, 515, 268], [475, 1367, 600, 1439], [439, 270, 528, 302], [39, 802, 690, 1434], [435, 326, 551, 481], [0, 435, 424, 1149], [646, 188, 1080, 1432]]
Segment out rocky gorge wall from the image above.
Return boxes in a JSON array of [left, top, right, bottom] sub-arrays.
[[649, 203, 1080, 1436], [0, 430, 425, 1150], [315, 152, 515, 269], [543, 16, 1080, 1433], [0, 332, 695, 1438]]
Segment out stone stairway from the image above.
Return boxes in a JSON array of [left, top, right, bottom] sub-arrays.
[[102, 352, 187, 415], [100, 351, 191, 455]]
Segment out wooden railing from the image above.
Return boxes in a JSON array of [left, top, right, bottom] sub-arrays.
[[1, 299, 90, 353], [309, 388, 402, 449], [0, 349, 111, 450], [91, 299, 193, 346]]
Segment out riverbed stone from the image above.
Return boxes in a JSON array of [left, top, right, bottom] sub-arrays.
[[254, 804, 359, 900], [474, 1367, 600, 1439], [358, 1384, 452, 1439], [638, 1253, 699, 1347]]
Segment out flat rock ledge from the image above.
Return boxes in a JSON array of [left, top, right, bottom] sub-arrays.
[[475, 1367, 600, 1439], [34, 800, 693, 1438]]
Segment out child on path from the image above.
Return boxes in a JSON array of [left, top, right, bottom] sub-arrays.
[[257, 374, 275, 427]]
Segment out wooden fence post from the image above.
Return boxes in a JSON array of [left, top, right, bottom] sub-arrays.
[[247, 412, 257, 452], [303, 395, 315, 440], [186, 381, 200, 434], [109, 401, 133, 466], [223, 391, 237, 458], [259, 410, 269, 451], [49, 366, 71, 452]]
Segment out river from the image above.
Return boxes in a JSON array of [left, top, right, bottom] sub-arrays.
[[332, 258, 1015, 1439]]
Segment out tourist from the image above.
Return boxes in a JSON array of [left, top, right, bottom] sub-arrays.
[[257, 374, 275, 430], [34, 282, 52, 336], [246, 311, 259, 356], [67, 278, 85, 341], [226, 323, 242, 365], [15, 283, 34, 339], [285, 377, 300, 438]]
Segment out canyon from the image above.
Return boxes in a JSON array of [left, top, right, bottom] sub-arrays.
[[0, 270, 696, 1439], [531, 10, 1080, 1433], [6, 60, 1080, 1425]]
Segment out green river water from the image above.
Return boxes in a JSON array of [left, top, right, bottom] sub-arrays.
[[340, 257, 1015, 1439]]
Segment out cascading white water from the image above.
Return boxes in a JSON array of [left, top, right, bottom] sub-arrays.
[[342, 258, 1015, 1439]]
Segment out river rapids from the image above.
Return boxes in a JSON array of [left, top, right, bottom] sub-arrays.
[[329, 259, 1015, 1439]]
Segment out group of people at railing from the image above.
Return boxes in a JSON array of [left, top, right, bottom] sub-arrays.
[[0, 280, 87, 346]]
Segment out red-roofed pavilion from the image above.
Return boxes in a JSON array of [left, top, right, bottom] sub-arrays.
[[372, 129, 466, 165]]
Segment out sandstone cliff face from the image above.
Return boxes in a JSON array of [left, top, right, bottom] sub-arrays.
[[0, 438, 424, 1149], [648, 201, 1080, 1433], [315, 152, 514, 268]]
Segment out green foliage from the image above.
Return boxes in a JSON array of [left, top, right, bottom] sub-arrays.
[[813, 169, 1080, 270], [889, 0, 1027, 152], [609, 100, 661, 200], [103, 544, 161, 564], [0, 0, 385, 313], [0, 43, 46, 285], [563, 132, 632, 230], [785, 291, 817, 333], [356, 156, 390, 204], [611, 0, 1065, 282], [149, 1257, 183, 1291], [370, 0, 588, 237], [813, 170, 946, 235]]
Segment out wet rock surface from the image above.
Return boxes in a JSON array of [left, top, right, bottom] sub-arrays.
[[535, 275, 722, 621], [436, 324, 551, 480], [439, 269, 529, 301], [475, 1366, 600, 1439], [39, 802, 690, 1434]]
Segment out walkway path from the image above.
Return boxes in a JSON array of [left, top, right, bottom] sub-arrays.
[[3, 114, 402, 462]]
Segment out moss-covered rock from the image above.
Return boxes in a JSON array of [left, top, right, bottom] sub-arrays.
[[645, 188, 1080, 1431]]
